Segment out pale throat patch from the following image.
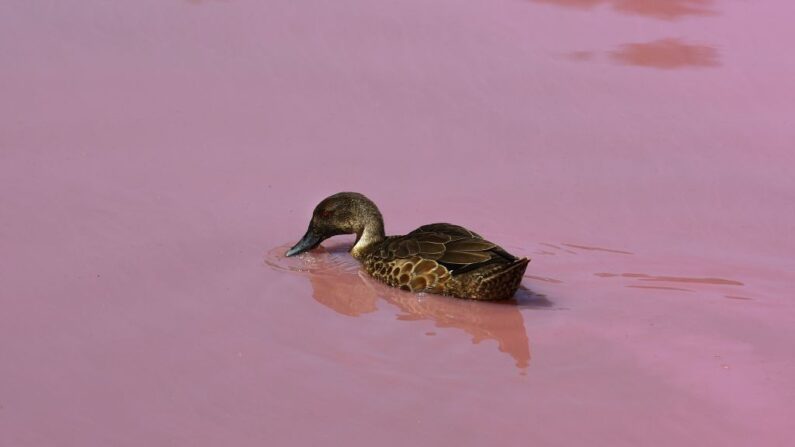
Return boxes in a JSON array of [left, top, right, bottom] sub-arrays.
[[351, 226, 383, 258]]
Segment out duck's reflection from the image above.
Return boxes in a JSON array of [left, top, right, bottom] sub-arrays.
[[268, 243, 541, 370]]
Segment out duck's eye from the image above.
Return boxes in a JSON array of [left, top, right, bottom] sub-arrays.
[[319, 209, 334, 219]]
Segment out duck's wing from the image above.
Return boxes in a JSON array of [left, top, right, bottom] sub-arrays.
[[410, 223, 483, 239], [376, 223, 517, 274]]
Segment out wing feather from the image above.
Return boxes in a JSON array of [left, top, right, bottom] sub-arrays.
[[373, 223, 517, 275], [439, 251, 492, 264]]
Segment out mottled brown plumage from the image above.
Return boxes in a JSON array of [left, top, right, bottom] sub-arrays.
[[286, 192, 529, 300]]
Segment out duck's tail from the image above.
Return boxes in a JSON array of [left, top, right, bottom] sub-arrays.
[[476, 257, 530, 300]]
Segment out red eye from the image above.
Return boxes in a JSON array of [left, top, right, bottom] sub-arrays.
[[319, 209, 333, 218]]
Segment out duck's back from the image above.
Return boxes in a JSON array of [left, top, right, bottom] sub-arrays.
[[361, 223, 529, 300]]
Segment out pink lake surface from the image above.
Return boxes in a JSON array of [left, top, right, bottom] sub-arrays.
[[2, 1, 795, 445]]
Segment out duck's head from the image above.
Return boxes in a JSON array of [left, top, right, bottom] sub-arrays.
[[285, 192, 385, 258]]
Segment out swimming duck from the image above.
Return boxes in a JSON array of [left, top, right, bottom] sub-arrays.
[[285, 192, 529, 300]]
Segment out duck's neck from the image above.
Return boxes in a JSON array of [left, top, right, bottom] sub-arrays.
[[351, 219, 385, 259]]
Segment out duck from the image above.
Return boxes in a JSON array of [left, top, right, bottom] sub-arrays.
[[285, 192, 529, 300]]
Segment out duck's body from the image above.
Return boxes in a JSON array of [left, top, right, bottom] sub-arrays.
[[360, 223, 529, 300], [286, 192, 529, 301]]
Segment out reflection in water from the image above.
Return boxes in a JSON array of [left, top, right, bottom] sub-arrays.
[[266, 244, 541, 370], [610, 38, 720, 69], [525, 274, 563, 284], [540, 243, 562, 250], [562, 243, 633, 255], [531, 0, 717, 20], [567, 50, 595, 61], [540, 242, 578, 255], [724, 295, 753, 301], [627, 285, 693, 292], [596, 272, 743, 286]]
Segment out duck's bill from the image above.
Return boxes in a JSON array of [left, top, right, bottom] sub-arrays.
[[285, 229, 322, 257]]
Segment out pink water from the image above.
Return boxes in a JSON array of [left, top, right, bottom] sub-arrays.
[[2, 1, 794, 445]]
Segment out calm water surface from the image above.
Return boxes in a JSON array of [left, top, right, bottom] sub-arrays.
[[2, 0, 794, 446]]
